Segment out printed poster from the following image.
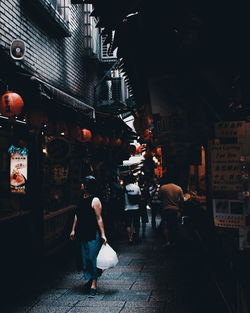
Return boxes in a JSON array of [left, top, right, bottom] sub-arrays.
[[10, 153, 28, 194]]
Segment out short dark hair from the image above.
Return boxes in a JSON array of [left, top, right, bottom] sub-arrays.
[[125, 174, 135, 185], [83, 175, 97, 194]]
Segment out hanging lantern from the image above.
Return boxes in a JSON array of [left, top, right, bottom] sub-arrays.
[[92, 134, 103, 146], [143, 129, 152, 141], [0, 91, 24, 117], [103, 136, 110, 146], [79, 128, 92, 142], [113, 138, 122, 147], [136, 146, 142, 154]]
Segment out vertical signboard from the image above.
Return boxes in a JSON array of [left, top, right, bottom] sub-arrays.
[[210, 143, 242, 192], [210, 121, 250, 250], [9, 146, 28, 194]]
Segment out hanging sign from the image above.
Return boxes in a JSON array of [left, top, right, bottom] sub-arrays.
[[214, 121, 246, 139], [8, 145, 28, 194]]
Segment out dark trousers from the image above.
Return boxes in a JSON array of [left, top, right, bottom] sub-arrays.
[[151, 202, 161, 229]]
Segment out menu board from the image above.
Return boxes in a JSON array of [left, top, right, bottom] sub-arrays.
[[210, 144, 242, 191], [10, 152, 28, 194]]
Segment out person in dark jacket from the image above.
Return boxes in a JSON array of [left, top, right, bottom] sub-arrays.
[[70, 176, 107, 298]]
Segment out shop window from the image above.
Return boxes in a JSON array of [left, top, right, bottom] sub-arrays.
[[54, 0, 71, 23], [24, 0, 72, 37]]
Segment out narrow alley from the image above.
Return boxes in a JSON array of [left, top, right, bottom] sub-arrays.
[[2, 213, 228, 313]]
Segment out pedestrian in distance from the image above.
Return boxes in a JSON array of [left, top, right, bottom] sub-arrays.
[[123, 174, 141, 245], [148, 176, 161, 231], [138, 176, 149, 239], [158, 175, 184, 247], [70, 175, 107, 298]]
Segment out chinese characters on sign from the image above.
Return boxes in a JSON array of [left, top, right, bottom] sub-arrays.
[[210, 144, 242, 191], [10, 153, 28, 194], [215, 121, 246, 138]]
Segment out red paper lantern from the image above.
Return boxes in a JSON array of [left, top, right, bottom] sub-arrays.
[[143, 129, 152, 141], [136, 146, 142, 154], [0, 91, 24, 117], [103, 136, 110, 146], [113, 138, 122, 146], [79, 128, 92, 142], [93, 134, 103, 145]]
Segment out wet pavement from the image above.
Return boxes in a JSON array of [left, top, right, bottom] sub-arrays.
[[2, 215, 228, 313]]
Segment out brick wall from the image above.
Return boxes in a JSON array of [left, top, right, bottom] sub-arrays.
[[0, 0, 99, 106]]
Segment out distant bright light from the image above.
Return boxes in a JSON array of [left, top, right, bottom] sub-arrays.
[[126, 12, 139, 18]]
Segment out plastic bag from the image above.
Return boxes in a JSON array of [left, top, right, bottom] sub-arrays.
[[96, 243, 118, 270]]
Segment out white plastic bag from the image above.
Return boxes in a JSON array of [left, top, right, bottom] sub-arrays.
[[96, 243, 118, 270]]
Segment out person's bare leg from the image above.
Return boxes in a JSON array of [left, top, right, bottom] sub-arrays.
[[91, 279, 97, 290], [127, 226, 133, 242]]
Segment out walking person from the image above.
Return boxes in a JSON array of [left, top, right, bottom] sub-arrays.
[[148, 176, 161, 231], [138, 176, 149, 239], [124, 175, 141, 245], [159, 175, 184, 247], [70, 176, 107, 297]]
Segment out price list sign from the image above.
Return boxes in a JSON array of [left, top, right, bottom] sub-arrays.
[[210, 144, 242, 191]]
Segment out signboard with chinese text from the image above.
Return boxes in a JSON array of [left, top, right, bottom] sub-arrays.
[[10, 153, 28, 194], [210, 143, 242, 191], [215, 121, 246, 139]]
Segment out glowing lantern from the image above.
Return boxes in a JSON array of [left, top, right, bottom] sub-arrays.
[[143, 129, 152, 141], [0, 91, 24, 117], [136, 146, 142, 154], [113, 138, 122, 146], [93, 134, 103, 146], [79, 128, 92, 142]]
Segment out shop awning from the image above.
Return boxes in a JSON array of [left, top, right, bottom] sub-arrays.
[[30, 76, 95, 119]]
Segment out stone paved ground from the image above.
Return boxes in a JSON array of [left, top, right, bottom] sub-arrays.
[[2, 214, 229, 313]]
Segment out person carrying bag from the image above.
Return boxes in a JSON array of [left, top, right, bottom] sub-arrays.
[[123, 175, 141, 245], [96, 243, 118, 270]]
